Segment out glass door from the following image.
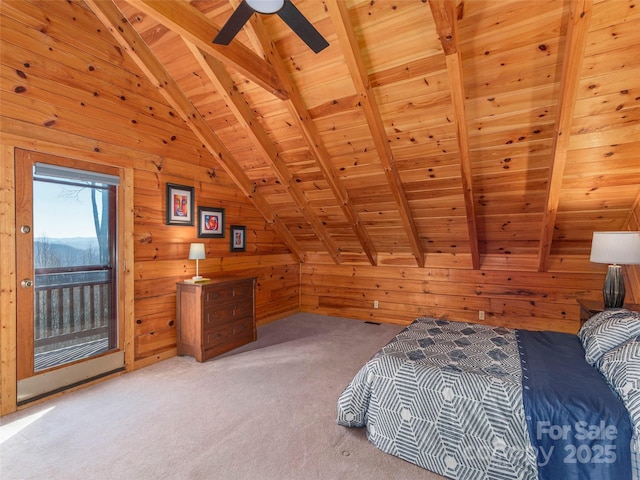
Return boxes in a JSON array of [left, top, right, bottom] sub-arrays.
[[15, 150, 125, 405]]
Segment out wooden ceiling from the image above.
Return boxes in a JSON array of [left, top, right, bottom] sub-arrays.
[[5, 0, 640, 270]]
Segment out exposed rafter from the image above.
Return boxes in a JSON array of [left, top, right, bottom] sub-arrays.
[[245, 6, 379, 266], [537, 0, 593, 272], [183, 41, 343, 264], [126, 0, 288, 100], [86, 0, 304, 260], [326, 0, 424, 268], [429, 0, 480, 269], [129, 0, 378, 266]]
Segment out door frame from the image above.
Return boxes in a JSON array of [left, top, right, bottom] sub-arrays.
[[0, 146, 135, 415]]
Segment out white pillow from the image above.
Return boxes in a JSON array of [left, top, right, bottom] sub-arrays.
[[580, 309, 640, 365], [598, 336, 640, 429], [579, 308, 628, 343]]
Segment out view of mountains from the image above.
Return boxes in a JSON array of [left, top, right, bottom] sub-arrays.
[[42, 237, 99, 250], [34, 236, 101, 268]]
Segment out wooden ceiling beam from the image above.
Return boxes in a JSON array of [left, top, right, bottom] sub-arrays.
[[125, 0, 288, 100], [326, 0, 424, 268], [537, 0, 593, 272], [429, 0, 480, 269], [246, 11, 379, 266], [125, 0, 377, 265], [87, 0, 304, 260], [184, 40, 343, 264]]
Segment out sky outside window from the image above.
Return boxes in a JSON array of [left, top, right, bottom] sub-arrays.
[[33, 180, 101, 240]]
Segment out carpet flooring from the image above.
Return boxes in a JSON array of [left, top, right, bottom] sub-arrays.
[[1, 313, 448, 480]]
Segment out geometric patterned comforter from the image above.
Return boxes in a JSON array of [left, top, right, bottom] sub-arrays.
[[337, 318, 538, 480]]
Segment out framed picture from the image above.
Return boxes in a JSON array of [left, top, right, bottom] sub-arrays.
[[198, 206, 225, 238], [230, 225, 246, 252], [166, 183, 194, 226]]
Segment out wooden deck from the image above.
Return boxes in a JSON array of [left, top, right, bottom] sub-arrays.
[[34, 338, 109, 371]]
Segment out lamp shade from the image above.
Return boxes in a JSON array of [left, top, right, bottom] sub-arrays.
[[246, 0, 284, 13], [188, 243, 206, 260], [590, 232, 640, 265]]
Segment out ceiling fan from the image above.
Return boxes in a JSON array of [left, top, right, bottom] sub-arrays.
[[213, 0, 329, 53]]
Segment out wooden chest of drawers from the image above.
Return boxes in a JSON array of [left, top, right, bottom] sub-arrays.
[[176, 277, 256, 362]]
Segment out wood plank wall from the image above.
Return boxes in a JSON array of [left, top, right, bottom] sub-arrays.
[[300, 258, 616, 334], [1, 138, 300, 407], [0, 0, 299, 414], [130, 164, 300, 367], [1, 1, 638, 416], [0, 146, 302, 349]]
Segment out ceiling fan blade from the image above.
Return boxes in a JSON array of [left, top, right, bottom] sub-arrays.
[[277, 1, 329, 53], [213, 0, 255, 45]]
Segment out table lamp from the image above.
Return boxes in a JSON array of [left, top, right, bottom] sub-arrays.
[[188, 243, 206, 281], [590, 232, 640, 308]]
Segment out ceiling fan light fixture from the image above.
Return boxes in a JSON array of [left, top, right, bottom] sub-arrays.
[[213, 0, 328, 53], [246, 0, 285, 14]]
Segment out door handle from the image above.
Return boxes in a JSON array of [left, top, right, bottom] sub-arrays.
[[21, 279, 34, 288]]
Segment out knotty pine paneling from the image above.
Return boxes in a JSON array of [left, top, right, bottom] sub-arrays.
[[301, 262, 606, 334], [133, 262, 300, 360], [2, 0, 640, 416], [133, 165, 300, 360], [2, 135, 300, 367], [0, 0, 300, 414]]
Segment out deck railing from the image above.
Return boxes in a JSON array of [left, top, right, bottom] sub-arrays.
[[34, 267, 114, 353]]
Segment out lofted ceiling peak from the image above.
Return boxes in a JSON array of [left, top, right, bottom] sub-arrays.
[[82, 0, 640, 271]]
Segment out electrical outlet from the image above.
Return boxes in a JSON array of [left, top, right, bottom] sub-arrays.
[[374, 300, 379, 309], [479, 310, 485, 320]]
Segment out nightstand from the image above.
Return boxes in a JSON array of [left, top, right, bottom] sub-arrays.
[[577, 298, 640, 326]]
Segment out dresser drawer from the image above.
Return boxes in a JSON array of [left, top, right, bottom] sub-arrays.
[[203, 281, 253, 306], [203, 318, 255, 358], [231, 317, 254, 339], [204, 325, 230, 350], [203, 299, 253, 329]]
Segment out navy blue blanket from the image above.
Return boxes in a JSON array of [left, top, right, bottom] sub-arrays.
[[516, 330, 633, 480]]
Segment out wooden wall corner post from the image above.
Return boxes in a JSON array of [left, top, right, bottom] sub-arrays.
[[627, 264, 640, 304], [0, 143, 18, 415], [623, 198, 640, 303], [122, 167, 136, 372]]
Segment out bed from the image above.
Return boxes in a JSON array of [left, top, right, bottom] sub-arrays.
[[337, 309, 640, 480]]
